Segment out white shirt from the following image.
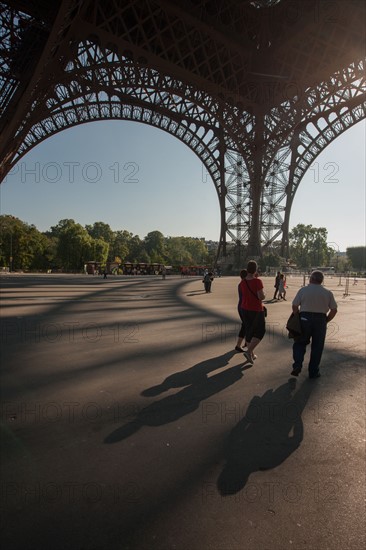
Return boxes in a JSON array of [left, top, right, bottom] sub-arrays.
[[292, 284, 337, 314]]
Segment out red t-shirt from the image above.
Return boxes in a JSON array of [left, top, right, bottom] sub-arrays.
[[240, 277, 264, 311]]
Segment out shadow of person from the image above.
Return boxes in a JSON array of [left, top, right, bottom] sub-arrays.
[[104, 364, 243, 444], [217, 378, 314, 496], [141, 350, 237, 397]]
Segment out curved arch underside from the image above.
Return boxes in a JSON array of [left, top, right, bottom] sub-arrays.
[[1, 1, 365, 259]]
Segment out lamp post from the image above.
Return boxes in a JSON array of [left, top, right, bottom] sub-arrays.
[[327, 241, 339, 265], [327, 241, 341, 284], [9, 233, 13, 272]]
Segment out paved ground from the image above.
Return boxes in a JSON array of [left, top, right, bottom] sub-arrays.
[[0, 273, 365, 550]]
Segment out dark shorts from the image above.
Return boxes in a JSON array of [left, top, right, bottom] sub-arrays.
[[244, 310, 266, 341]]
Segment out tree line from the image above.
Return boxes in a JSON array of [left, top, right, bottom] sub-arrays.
[[0, 215, 365, 272], [287, 224, 365, 272], [0, 215, 212, 271]]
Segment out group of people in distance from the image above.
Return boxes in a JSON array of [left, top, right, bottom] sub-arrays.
[[273, 270, 287, 300], [235, 260, 338, 378]]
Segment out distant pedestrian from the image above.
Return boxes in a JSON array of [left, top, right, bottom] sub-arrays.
[[103, 268, 107, 279], [291, 270, 337, 379], [278, 273, 286, 300], [273, 271, 281, 300], [203, 271, 214, 293], [235, 269, 247, 352], [240, 260, 266, 365]]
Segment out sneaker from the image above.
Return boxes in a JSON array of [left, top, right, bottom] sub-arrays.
[[235, 346, 243, 352], [243, 350, 253, 365], [252, 354, 257, 360], [291, 366, 302, 376], [309, 372, 321, 379]]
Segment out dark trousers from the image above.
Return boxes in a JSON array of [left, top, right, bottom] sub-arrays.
[[204, 281, 212, 292], [292, 312, 327, 375]]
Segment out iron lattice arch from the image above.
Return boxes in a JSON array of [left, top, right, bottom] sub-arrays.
[[0, 0, 365, 261]]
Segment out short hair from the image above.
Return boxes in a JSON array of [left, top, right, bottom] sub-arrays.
[[247, 260, 257, 274], [310, 270, 324, 284], [240, 269, 247, 279]]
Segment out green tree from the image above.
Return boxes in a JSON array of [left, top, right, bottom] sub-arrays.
[[128, 235, 144, 262], [26, 226, 50, 270], [56, 220, 94, 271], [164, 236, 209, 265], [85, 222, 114, 244], [165, 237, 193, 265], [257, 252, 283, 272], [93, 238, 109, 265], [289, 224, 329, 268], [346, 246, 366, 270], [49, 219, 76, 238], [184, 237, 209, 265], [144, 231, 165, 260], [42, 234, 59, 269], [0, 215, 48, 270], [110, 230, 133, 261]]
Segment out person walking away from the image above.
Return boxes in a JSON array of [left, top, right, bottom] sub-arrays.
[[203, 271, 214, 293], [235, 269, 247, 352], [278, 273, 286, 300], [240, 260, 266, 365], [291, 270, 337, 378], [273, 271, 281, 299]]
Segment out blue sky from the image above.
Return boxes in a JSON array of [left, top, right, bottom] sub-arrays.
[[0, 118, 365, 252]]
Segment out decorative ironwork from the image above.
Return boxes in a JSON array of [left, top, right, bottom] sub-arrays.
[[1, 0, 365, 262]]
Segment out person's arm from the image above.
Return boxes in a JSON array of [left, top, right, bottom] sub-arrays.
[[326, 308, 337, 323], [292, 289, 301, 314], [256, 279, 265, 301], [327, 292, 338, 323], [257, 288, 265, 301]]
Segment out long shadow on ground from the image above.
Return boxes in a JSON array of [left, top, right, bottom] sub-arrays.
[[104, 352, 246, 443], [217, 377, 314, 495]]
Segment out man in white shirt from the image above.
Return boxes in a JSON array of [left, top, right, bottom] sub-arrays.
[[291, 271, 338, 378]]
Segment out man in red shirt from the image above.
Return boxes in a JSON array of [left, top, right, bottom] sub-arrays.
[[240, 260, 266, 365]]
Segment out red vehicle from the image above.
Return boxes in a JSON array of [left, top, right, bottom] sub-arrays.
[[180, 266, 210, 276]]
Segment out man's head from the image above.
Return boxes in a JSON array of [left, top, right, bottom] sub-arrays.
[[310, 270, 324, 284], [247, 260, 257, 274]]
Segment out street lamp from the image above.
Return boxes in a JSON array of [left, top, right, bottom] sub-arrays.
[[327, 241, 340, 272], [9, 233, 13, 272], [327, 241, 343, 287]]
